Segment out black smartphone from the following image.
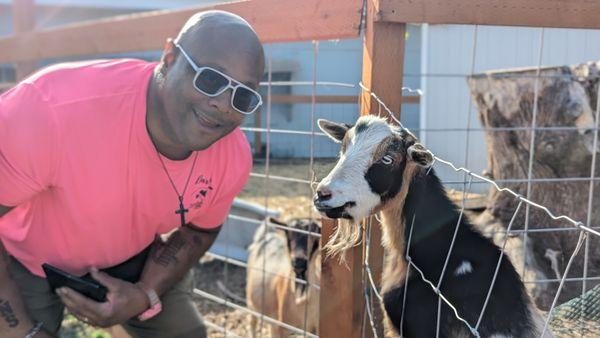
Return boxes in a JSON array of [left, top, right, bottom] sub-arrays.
[[42, 263, 108, 302]]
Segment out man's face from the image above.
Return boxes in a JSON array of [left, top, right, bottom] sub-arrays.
[[160, 28, 263, 151]]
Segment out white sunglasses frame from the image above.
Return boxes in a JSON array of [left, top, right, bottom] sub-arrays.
[[174, 42, 263, 115]]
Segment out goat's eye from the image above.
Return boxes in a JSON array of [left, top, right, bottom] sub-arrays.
[[381, 155, 394, 165]]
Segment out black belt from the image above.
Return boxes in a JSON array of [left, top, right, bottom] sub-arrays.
[[81, 243, 152, 283]]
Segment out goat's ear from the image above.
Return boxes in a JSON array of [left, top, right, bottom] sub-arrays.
[[318, 119, 350, 143], [407, 143, 434, 168]]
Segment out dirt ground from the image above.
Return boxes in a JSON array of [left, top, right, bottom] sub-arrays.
[[193, 258, 260, 337], [238, 158, 338, 220]]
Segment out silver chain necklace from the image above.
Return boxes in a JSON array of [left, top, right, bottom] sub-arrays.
[[156, 151, 199, 227]]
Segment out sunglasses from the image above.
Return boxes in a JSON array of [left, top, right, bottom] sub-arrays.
[[174, 42, 263, 115]]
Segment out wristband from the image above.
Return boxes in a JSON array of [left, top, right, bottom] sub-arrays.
[[137, 284, 162, 321], [24, 321, 44, 338]]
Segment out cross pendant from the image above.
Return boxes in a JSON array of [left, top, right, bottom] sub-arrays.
[[175, 196, 189, 227]]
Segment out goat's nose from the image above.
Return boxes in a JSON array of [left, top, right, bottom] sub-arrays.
[[316, 187, 332, 201], [292, 258, 307, 274]]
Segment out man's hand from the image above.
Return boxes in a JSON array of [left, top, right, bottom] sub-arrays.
[[56, 268, 149, 328]]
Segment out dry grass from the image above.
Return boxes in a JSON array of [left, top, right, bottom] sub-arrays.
[[239, 158, 337, 220], [193, 258, 264, 337]]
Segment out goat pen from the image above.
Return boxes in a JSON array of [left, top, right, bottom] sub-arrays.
[[2, 0, 600, 337]]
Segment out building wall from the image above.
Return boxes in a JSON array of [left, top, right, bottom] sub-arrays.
[[421, 25, 600, 191], [248, 24, 422, 158]]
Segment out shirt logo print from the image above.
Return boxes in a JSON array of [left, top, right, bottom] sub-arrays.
[[190, 174, 213, 209]]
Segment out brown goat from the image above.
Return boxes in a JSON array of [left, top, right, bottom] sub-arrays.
[[246, 218, 321, 337]]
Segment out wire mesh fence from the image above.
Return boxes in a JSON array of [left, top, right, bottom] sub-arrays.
[[192, 41, 341, 337], [6, 1, 597, 338], [190, 23, 599, 338]]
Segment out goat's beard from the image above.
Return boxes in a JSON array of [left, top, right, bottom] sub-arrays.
[[323, 218, 363, 262]]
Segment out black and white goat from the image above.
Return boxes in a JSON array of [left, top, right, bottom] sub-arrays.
[[313, 115, 550, 337], [246, 217, 321, 337]]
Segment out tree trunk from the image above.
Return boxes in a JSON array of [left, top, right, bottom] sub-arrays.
[[467, 62, 600, 309]]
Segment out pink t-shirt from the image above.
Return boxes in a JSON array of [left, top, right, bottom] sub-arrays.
[[0, 59, 252, 277]]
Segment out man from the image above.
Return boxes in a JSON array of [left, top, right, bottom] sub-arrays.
[[0, 10, 264, 338]]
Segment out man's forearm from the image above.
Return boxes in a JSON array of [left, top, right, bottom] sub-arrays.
[[0, 241, 36, 337], [138, 224, 220, 296]]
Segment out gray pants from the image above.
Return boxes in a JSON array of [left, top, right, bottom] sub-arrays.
[[8, 257, 206, 338]]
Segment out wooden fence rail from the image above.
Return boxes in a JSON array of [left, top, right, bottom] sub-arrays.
[[0, 0, 362, 64]]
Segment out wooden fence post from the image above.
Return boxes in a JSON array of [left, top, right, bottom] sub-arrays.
[[320, 1, 407, 336], [359, 0, 407, 336], [319, 218, 364, 338]]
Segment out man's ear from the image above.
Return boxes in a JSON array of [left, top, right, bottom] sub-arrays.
[[407, 143, 434, 168], [318, 119, 351, 143], [159, 38, 177, 73]]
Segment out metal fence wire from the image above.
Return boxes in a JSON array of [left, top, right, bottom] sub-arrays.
[[192, 25, 599, 338]]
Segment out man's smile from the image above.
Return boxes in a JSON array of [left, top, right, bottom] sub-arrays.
[[193, 108, 223, 129]]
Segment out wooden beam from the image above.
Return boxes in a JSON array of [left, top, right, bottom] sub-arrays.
[[0, 0, 362, 63], [378, 0, 600, 29], [12, 0, 37, 80], [359, 0, 408, 336], [269, 94, 420, 104], [318, 218, 364, 338], [251, 93, 419, 155], [271, 95, 358, 104]]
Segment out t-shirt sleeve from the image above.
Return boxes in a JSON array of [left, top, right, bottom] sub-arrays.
[[190, 140, 252, 229], [0, 83, 60, 206]]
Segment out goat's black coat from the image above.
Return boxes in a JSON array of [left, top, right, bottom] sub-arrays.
[[382, 169, 536, 337], [366, 157, 406, 204], [365, 137, 408, 204]]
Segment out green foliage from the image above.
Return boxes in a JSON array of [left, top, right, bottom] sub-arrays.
[[60, 313, 112, 338]]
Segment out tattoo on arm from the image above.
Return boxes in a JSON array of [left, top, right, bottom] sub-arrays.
[[0, 299, 19, 328], [152, 232, 187, 267]]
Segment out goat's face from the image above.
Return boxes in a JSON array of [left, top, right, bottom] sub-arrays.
[[314, 115, 433, 222], [286, 219, 321, 287], [286, 218, 321, 296]]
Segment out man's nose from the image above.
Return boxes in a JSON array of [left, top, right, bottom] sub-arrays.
[[208, 90, 232, 114]]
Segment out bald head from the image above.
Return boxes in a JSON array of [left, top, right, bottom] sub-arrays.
[[148, 10, 265, 158], [174, 10, 264, 77], [176, 10, 256, 41]]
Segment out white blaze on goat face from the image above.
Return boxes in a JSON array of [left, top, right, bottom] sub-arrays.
[[315, 115, 417, 221]]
